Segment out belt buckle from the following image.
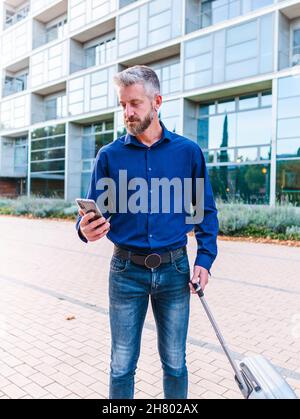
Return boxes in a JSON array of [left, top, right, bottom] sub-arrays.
[[145, 253, 162, 269]]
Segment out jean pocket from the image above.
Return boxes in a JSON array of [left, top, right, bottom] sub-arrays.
[[110, 256, 128, 273], [173, 254, 190, 274]]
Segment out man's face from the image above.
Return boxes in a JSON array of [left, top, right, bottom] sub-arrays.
[[118, 84, 156, 136]]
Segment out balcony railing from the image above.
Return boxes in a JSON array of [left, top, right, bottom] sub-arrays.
[[3, 78, 28, 97], [279, 46, 300, 70], [5, 4, 30, 29]]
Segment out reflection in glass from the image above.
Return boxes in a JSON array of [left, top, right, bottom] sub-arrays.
[[82, 122, 114, 160], [278, 75, 300, 99], [277, 160, 300, 205], [198, 104, 272, 150], [278, 97, 300, 119], [30, 125, 66, 198], [277, 139, 300, 159], [217, 98, 236, 114], [239, 94, 259, 110], [209, 164, 270, 204], [81, 121, 114, 196], [260, 146, 272, 161]]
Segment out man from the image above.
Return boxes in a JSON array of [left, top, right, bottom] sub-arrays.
[[76, 65, 218, 399]]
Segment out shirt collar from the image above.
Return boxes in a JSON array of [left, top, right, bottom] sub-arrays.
[[124, 121, 172, 148]]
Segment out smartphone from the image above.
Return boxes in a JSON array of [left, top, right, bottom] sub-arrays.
[[76, 198, 104, 223]]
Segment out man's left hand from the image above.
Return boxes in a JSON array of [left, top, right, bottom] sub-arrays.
[[189, 265, 209, 294]]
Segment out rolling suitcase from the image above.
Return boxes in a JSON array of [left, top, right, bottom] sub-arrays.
[[191, 282, 298, 400]]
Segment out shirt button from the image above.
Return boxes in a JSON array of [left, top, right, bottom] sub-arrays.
[[149, 234, 153, 238], [148, 168, 152, 171]]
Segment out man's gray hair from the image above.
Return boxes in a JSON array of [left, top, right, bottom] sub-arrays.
[[113, 65, 160, 98]]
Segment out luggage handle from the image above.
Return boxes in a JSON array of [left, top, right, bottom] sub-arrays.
[[191, 282, 249, 398]]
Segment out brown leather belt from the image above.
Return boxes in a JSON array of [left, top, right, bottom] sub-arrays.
[[113, 245, 187, 269]]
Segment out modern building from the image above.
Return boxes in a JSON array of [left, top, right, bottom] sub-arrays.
[[0, 0, 299, 205]]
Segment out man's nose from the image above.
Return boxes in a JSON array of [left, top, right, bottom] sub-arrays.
[[124, 105, 134, 118]]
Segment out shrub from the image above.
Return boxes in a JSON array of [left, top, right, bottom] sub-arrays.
[[217, 201, 300, 240]]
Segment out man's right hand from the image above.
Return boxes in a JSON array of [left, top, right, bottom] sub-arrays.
[[78, 209, 110, 242]]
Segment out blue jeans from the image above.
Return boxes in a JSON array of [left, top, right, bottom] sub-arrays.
[[108, 251, 191, 399]]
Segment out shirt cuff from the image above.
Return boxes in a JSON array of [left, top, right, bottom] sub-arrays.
[[76, 217, 88, 243], [78, 227, 88, 243], [194, 253, 214, 274]]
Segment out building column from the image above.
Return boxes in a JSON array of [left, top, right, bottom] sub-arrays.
[[270, 77, 278, 207], [270, 9, 280, 207], [27, 131, 31, 197]]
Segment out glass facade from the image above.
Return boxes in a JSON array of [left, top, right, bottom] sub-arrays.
[[186, 0, 274, 34], [209, 164, 270, 204], [30, 125, 66, 198], [277, 76, 300, 204], [118, 0, 182, 56], [150, 58, 181, 96], [198, 91, 273, 202], [14, 137, 28, 176], [0, 0, 299, 205], [81, 121, 114, 196], [184, 14, 273, 90]]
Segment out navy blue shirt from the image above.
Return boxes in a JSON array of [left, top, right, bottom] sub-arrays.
[[76, 122, 219, 271]]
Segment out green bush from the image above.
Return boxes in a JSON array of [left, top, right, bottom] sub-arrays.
[[217, 201, 300, 240], [0, 197, 299, 241], [0, 196, 78, 219]]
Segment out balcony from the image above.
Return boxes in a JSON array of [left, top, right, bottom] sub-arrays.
[[70, 27, 117, 74], [33, 14, 68, 50], [2, 66, 29, 98], [4, 1, 30, 30], [278, 9, 300, 70], [32, 88, 67, 124]]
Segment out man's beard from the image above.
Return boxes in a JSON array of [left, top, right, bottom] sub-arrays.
[[125, 109, 155, 136]]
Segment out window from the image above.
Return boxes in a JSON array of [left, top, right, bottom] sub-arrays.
[[14, 145, 28, 174], [150, 58, 181, 96], [46, 17, 67, 44], [185, 0, 273, 34], [276, 160, 300, 205], [84, 36, 116, 68], [30, 124, 66, 198], [119, 0, 138, 7], [81, 121, 114, 196], [292, 28, 300, 66], [209, 164, 270, 204], [198, 92, 272, 151], [45, 94, 67, 121]]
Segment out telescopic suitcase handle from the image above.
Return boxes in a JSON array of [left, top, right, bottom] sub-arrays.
[[190, 282, 249, 398]]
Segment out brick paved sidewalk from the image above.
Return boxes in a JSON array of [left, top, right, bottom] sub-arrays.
[[0, 216, 299, 399]]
